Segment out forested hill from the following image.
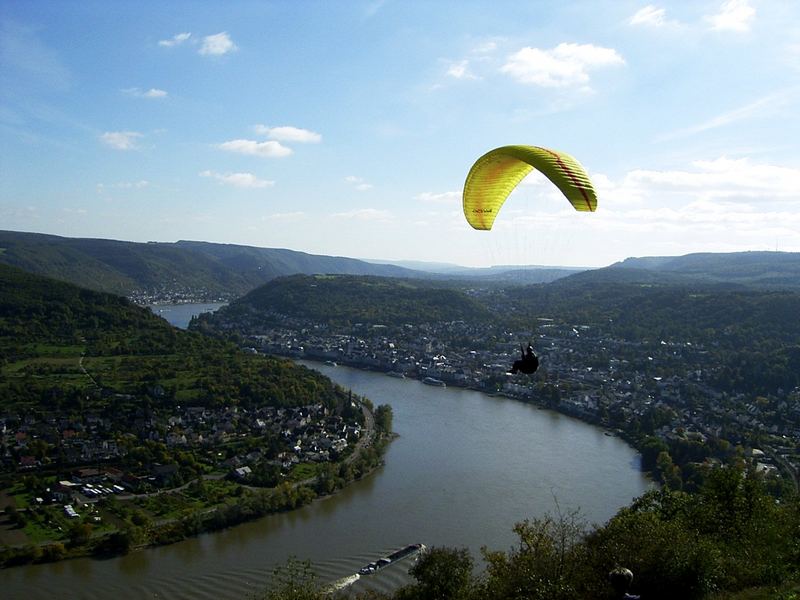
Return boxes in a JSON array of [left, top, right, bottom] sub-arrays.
[[574, 251, 800, 290], [0, 230, 423, 298], [208, 274, 492, 327], [0, 263, 350, 412], [0, 262, 173, 347], [508, 277, 800, 346]]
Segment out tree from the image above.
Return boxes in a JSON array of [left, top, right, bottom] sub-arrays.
[[260, 557, 322, 600], [482, 513, 589, 600], [94, 529, 133, 555], [396, 547, 476, 600], [374, 404, 393, 434], [4, 505, 26, 528], [68, 521, 94, 546]]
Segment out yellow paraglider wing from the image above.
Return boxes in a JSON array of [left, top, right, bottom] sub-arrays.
[[462, 145, 597, 230]]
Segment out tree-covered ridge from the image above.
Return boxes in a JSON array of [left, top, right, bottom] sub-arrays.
[[0, 230, 423, 299], [1, 262, 176, 349], [611, 251, 800, 290], [225, 274, 492, 327], [0, 263, 348, 412]]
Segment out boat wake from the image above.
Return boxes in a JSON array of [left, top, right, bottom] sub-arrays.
[[323, 573, 361, 594]]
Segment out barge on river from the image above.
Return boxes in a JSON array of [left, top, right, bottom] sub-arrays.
[[358, 543, 426, 575]]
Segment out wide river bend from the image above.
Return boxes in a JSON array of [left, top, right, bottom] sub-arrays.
[[1, 306, 653, 599]]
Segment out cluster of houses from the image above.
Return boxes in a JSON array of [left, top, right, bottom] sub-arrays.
[[128, 286, 230, 306], [2, 402, 364, 491]]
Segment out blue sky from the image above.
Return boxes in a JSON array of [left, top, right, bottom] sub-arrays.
[[1, 1, 798, 267]]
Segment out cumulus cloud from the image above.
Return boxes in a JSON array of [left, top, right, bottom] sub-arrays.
[[100, 131, 142, 150], [345, 176, 373, 191], [416, 191, 461, 204], [254, 125, 322, 143], [199, 32, 237, 56], [124, 87, 168, 99], [218, 139, 292, 158], [331, 208, 392, 221], [158, 32, 191, 47], [706, 0, 755, 32], [200, 170, 274, 188], [501, 43, 625, 88]]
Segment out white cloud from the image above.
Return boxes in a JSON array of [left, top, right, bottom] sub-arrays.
[[706, 0, 755, 32], [416, 191, 461, 204], [629, 5, 665, 26], [124, 87, 168, 99], [143, 88, 167, 98], [629, 5, 679, 27], [567, 157, 800, 257], [332, 208, 392, 221], [158, 32, 191, 47], [446, 59, 479, 80], [345, 176, 373, 191], [200, 170, 274, 188], [254, 125, 322, 143], [100, 131, 142, 150], [622, 157, 800, 200], [501, 43, 625, 88], [199, 32, 237, 56], [218, 139, 292, 158]]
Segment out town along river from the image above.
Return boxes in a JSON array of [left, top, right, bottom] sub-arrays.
[[2, 363, 654, 599]]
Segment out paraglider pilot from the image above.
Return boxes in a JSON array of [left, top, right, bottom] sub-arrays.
[[509, 342, 539, 375]]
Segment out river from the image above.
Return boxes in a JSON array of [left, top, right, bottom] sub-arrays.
[[147, 302, 227, 329], [1, 305, 654, 599]]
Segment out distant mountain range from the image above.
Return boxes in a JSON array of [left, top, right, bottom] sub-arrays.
[[566, 252, 800, 290], [1, 230, 799, 298]]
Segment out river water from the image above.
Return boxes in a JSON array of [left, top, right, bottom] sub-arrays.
[[1, 306, 653, 599], [147, 302, 227, 329]]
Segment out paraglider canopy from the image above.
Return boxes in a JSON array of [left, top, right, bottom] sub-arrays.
[[462, 145, 598, 230]]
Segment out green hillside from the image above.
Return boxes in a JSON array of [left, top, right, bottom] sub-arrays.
[[213, 274, 492, 328], [0, 263, 347, 413], [0, 231, 423, 299]]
